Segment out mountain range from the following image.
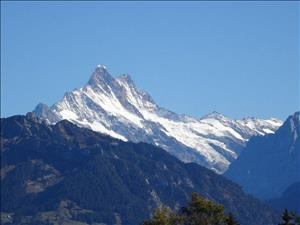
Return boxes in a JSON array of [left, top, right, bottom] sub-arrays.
[[33, 65, 282, 173], [225, 112, 300, 202], [1, 113, 279, 225]]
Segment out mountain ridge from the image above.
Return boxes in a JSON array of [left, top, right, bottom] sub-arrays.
[[225, 111, 300, 200], [33, 65, 282, 173], [1, 113, 280, 225]]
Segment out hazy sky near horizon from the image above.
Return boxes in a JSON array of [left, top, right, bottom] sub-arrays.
[[1, 1, 299, 120]]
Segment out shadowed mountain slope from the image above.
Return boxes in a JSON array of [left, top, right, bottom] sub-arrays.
[[1, 113, 279, 225]]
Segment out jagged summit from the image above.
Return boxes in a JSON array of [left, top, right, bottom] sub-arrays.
[[88, 64, 114, 87], [117, 74, 135, 86], [275, 111, 300, 148], [201, 111, 228, 120], [33, 103, 49, 118], [96, 64, 107, 69], [282, 111, 299, 130], [33, 65, 282, 173], [271, 112, 299, 136]]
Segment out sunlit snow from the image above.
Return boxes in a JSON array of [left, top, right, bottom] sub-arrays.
[[36, 65, 283, 173]]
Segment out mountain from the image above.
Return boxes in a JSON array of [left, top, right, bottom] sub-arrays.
[[225, 112, 300, 200], [33, 65, 282, 173], [268, 181, 300, 214], [1, 114, 279, 225]]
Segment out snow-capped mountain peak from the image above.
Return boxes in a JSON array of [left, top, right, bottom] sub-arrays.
[[88, 65, 114, 87], [33, 65, 282, 173], [96, 64, 107, 69], [201, 111, 229, 120]]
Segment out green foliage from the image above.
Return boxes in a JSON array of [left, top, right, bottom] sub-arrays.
[[225, 213, 239, 225], [141, 193, 239, 225], [142, 207, 182, 225], [278, 209, 300, 225], [182, 193, 226, 225]]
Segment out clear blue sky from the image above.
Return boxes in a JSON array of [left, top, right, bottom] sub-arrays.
[[1, 1, 299, 120]]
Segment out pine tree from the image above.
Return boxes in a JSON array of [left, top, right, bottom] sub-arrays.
[[295, 216, 300, 225], [181, 193, 226, 225], [290, 211, 300, 225], [225, 213, 239, 225], [279, 209, 294, 225]]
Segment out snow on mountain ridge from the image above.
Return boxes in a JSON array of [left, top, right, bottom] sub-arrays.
[[33, 65, 282, 173]]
